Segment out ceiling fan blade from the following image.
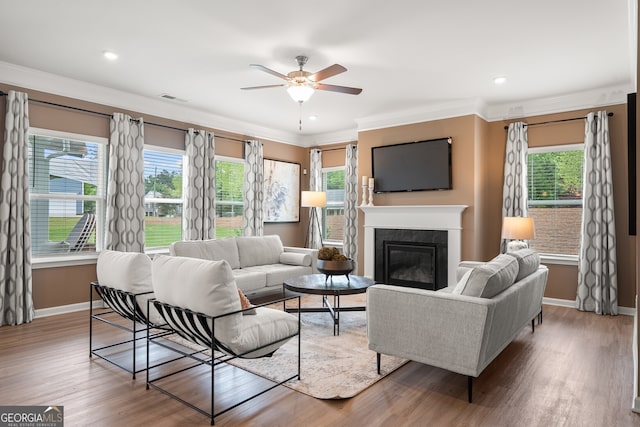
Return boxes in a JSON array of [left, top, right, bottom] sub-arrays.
[[249, 64, 289, 80], [308, 64, 347, 82], [315, 83, 362, 95], [241, 84, 286, 90]]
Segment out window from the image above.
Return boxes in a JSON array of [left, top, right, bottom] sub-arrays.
[[143, 148, 184, 249], [215, 156, 244, 237], [28, 129, 106, 256], [527, 144, 584, 256], [322, 167, 345, 242]]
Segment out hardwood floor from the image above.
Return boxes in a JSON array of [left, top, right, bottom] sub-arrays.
[[0, 304, 638, 426]]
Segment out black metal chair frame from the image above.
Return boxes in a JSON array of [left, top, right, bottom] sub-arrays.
[[89, 281, 175, 379], [146, 295, 301, 426]]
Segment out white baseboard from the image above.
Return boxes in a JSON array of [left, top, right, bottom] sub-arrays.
[[542, 297, 635, 316], [34, 300, 104, 318]]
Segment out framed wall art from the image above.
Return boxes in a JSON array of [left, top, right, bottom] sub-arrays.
[[263, 159, 300, 222]]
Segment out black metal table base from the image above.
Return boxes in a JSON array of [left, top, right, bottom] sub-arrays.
[[285, 294, 365, 336]]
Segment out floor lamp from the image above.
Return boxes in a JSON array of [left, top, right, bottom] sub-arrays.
[[301, 191, 326, 249], [502, 216, 535, 252]]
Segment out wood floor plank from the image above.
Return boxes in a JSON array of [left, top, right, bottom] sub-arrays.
[[0, 304, 638, 426]]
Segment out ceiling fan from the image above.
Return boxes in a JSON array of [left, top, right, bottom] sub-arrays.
[[241, 55, 363, 103]]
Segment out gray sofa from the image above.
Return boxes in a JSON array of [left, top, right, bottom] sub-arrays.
[[169, 235, 317, 297], [367, 249, 548, 402]]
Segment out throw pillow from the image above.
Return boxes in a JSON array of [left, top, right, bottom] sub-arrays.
[[507, 248, 540, 281], [238, 289, 257, 315], [452, 269, 473, 295], [279, 252, 312, 266], [462, 254, 519, 298]]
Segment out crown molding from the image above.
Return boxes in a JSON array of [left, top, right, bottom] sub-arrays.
[[0, 61, 303, 145], [1, 61, 635, 146], [484, 83, 635, 121], [355, 98, 489, 132], [299, 128, 358, 146]]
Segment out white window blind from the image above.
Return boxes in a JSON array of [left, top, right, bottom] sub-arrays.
[[28, 131, 106, 256], [215, 157, 244, 237], [527, 145, 584, 256], [322, 167, 345, 242], [143, 148, 184, 248]]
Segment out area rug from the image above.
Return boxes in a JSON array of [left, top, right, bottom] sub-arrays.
[[167, 294, 408, 399]]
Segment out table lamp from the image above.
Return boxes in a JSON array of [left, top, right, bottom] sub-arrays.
[[501, 216, 535, 252]]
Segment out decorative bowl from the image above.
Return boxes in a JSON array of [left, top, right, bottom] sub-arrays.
[[316, 258, 354, 276]]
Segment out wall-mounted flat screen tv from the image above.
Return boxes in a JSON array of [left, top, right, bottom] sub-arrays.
[[372, 137, 452, 193]]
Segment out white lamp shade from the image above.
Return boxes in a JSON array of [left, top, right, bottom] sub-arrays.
[[501, 216, 535, 240], [301, 191, 327, 208], [287, 84, 314, 102]]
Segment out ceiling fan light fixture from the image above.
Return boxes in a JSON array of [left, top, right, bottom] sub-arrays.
[[287, 84, 314, 103]]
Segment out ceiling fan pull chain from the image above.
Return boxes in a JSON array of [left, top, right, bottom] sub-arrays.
[[298, 101, 303, 132]]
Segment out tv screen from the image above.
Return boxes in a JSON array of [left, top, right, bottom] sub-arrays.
[[371, 137, 452, 193]]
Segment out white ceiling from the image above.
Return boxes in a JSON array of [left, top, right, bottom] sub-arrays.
[[0, 0, 636, 146]]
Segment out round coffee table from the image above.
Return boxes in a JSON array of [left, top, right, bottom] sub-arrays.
[[283, 274, 375, 336]]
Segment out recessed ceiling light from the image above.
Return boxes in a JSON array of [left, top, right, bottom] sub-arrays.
[[309, 115, 318, 121], [103, 51, 118, 61], [493, 76, 507, 85]]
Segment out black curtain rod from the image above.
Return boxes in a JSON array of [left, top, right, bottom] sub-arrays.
[[0, 90, 248, 143], [503, 112, 614, 130]]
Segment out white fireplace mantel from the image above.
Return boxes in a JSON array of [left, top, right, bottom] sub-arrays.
[[359, 205, 467, 285]]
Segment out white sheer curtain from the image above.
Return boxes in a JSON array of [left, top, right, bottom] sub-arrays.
[[105, 113, 146, 252], [308, 149, 323, 249], [501, 122, 529, 252], [577, 111, 618, 315], [184, 129, 216, 240], [242, 140, 264, 236], [343, 145, 358, 264], [0, 90, 34, 325]]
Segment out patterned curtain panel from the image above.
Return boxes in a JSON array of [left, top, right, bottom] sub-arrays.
[[501, 122, 529, 252], [308, 149, 323, 249], [105, 113, 146, 252], [343, 145, 358, 266], [0, 90, 34, 326], [242, 140, 264, 236], [577, 111, 618, 315], [184, 129, 216, 240]]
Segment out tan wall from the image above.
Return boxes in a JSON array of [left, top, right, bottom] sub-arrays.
[[489, 103, 634, 308], [357, 104, 634, 309], [356, 115, 483, 272], [0, 83, 308, 309]]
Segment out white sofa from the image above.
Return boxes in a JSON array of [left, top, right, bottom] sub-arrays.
[[169, 235, 317, 297], [367, 249, 548, 402]]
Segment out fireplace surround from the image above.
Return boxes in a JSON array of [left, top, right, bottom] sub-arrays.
[[360, 205, 467, 286]]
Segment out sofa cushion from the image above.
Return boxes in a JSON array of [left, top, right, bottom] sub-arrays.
[[152, 255, 242, 346], [169, 238, 241, 269], [233, 269, 268, 293], [96, 250, 162, 324], [451, 269, 473, 295], [462, 254, 519, 298], [507, 248, 540, 281], [243, 264, 313, 287], [236, 235, 284, 268], [279, 251, 312, 266], [234, 307, 299, 358]]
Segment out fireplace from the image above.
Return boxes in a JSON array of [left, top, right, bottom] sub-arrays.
[[375, 229, 448, 290], [360, 205, 467, 287]]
